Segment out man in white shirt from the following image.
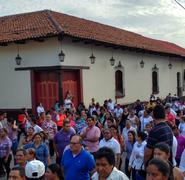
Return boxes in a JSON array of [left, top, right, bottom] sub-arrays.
[[114, 104, 123, 120], [25, 115, 43, 134], [99, 128, 121, 168], [36, 103, 45, 116], [30, 116, 43, 134], [64, 97, 72, 110], [140, 109, 153, 131], [107, 99, 115, 112], [122, 120, 137, 141]]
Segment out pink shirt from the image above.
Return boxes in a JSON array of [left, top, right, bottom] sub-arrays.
[[81, 126, 100, 153]]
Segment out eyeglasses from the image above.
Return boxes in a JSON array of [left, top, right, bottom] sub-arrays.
[[70, 142, 80, 145]]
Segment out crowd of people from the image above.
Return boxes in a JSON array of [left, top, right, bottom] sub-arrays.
[[0, 93, 185, 180]]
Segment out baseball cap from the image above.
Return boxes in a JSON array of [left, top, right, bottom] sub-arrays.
[[25, 160, 45, 179]]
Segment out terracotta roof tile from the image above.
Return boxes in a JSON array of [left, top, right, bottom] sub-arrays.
[[0, 10, 185, 58], [0, 10, 58, 42]]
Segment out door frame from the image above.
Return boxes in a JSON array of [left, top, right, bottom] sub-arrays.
[[30, 66, 84, 113]]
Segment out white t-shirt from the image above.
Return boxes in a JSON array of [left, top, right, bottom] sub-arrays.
[[37, 106, 45, 115], [140, 115, 153, 131], [179, 122, 185, 137], [107, 102, 115, 111], [129, 141, 147, 170], [172, 135, 177, 166], [89, 107, 96, 116], [25, 122, 43, 134], [92, 167, 129, 180], [114, 108, 123, 119], [127, 114, 138, 129], [99, 137, 121, 154], [33, 125, 43, 134], [64, 99, 72, 109]]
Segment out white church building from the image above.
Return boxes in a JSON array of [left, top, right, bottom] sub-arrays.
[[0, 10, 185, 112]]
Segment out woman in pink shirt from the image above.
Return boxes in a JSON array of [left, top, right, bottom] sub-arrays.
[[80, 116, 101, 154]]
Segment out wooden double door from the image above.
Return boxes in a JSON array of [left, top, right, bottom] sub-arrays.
[[34, 70, 81, 111]]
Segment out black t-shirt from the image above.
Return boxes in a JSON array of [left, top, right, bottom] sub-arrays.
[[120, 112, 129, 125]]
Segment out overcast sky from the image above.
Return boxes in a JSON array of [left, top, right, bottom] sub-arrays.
[[0, 0, 185, 48]]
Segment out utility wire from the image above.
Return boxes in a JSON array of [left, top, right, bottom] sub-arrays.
[[174, 0, 185, 10]]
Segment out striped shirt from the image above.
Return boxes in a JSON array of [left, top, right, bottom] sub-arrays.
[[147, 121, 173, 149]]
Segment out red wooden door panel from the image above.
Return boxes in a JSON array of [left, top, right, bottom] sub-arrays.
[[62, 70, 79, 107], [62, 80, 78, 107], [35, 71, 58, 111]]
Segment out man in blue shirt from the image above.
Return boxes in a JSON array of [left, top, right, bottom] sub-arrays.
[[61, 134, 95, 180]]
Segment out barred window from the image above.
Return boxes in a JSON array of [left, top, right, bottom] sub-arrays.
[[115, 70, 124, 98], [152, 71, 159, 94]]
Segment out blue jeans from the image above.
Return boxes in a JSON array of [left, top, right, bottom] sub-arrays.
[[12, 139, 18, 155]]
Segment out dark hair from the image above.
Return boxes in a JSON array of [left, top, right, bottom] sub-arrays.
[[63, 118, 71, 127], [147, 158, 170, 177], [153, 105, 165, 120], [166, 121, 173, 130], [107, 117, 114, 123], [30, 115, 37, 124], [11, 166, 25, 177], [26, 148, 36, 158], [137, 131, 147, 141], [7, 117, 15, 124], [39, 131, 48, 141], [0, 111, 4, 116], [47, 164, 64, 180], [128, 130, 136, 143], [110, 125, 118, 132], [172, 125, 178, 131], [176, 110, 182, 116], [32, 133, 42, 141], [154, 142, 170, 155], [16, 148, 27, 156], [95, 147, 115, 166], [146, 108, 153, 114], [40, 112, 45, 116], [28, 126, 34, 132]]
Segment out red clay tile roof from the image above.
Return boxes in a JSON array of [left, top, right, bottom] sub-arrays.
[[0, 10, 185, 58]]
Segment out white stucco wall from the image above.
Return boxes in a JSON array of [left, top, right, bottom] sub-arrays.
[[0, 36, 185, 109], [0, 38, 61, 109], [62, 38, 185, 105], [0, 46, 31, 109]]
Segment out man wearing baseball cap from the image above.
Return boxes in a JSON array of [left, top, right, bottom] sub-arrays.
[[25, 160, 45, 180]]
